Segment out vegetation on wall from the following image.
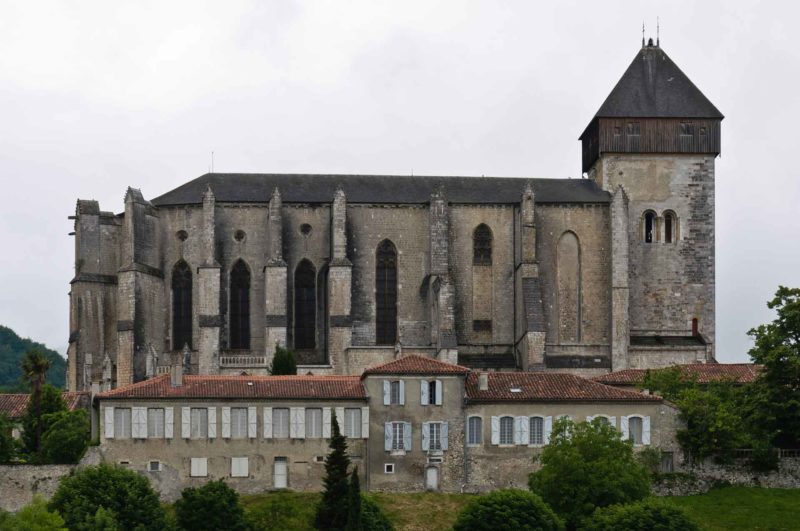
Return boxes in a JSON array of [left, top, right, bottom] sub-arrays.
[[0, 326, 65, 391]]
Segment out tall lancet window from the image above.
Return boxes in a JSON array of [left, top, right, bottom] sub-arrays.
[[557, 231, 581, 343], [229, 259, 251, 350], [294, 259, 316, 349], [172, 260, 193, 350], [473, 224, 493, 265], [376, 240, 398, 345]]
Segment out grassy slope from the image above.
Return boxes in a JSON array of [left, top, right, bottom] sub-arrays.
[[233, 488, 800, 531]]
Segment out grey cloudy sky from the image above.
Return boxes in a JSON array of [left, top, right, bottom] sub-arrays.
[[1, 1, 798, 362]]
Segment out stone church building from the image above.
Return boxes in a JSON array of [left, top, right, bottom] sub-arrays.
[[67, 41, 722, 392]]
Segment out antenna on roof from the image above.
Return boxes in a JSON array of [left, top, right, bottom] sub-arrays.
[[657, 16, 660, 46], [642, 22, 645, 47], [211, 151, 215, 173]]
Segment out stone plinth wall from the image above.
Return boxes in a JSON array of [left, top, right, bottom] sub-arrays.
[[0, 465, 75, 512], [653, 458, 800, 496]]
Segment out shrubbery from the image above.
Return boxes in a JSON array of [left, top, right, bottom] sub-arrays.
[[584, 498, 699, 531], [39, 409, 89, 464], [453, 489, 563, 531], [175, 480, 247, 531]]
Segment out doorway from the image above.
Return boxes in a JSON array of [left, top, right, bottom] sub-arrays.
[[425, 466, 439, 491], [274, 457, 288, 489]]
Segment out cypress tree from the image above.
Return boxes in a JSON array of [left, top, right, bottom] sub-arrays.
[[270, 345, 297, 375], [345, 467, 362, 531], [315, 412, 351, 530]]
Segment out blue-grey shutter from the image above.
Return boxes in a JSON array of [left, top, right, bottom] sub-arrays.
[[643, 416, 651, 445], [543, 416, 553, 444], [383, 380, 390, 405], [441, 422, 449, 450], [435, 380, 443, 405], [490, 416, 500, 445], [403, 422, 412, 450], [620, 416, 629, 440], [384, 422, 392, 451], [422, 422, 430, 451], [420, 380, 429, 405], [399, 380, 405, 405]]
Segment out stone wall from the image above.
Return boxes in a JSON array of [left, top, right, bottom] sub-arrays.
[[653, 458, 800, 496], [0, 465, 75, 512]]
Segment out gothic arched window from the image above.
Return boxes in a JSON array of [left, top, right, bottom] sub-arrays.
[[376, 240, 398, 345], [473, 224, 493, 265], [663, 211, 677, 244], [172, 260, 192, 350], [294, 259, 316, 349], [229, 259, 251, 350]]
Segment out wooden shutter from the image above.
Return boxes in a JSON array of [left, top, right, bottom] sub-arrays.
[[399, 380, 405, 405], [208, 407, 217, 438], [263, 407, 273, 438], [164, 407, 174, 439], [544, 416, 553, 444], [361, 407, 369, 439], [403, 422, 412, 451], [384, 423, 392, 451], [441, 422, 449, 450], [383, 380, 390, 405], [620, 416, 629, 440], [642, 416, 651, 445], [322, 407, 332, 438], [421, 422, 430, 451], [248, 406, 257, 438], [181, 407, 191, 438], [104, 406, 114, 439], [490, 416, 500, 445], [420, 380, 429, 405], [221, 407, 231, 438], [435, 380, 443, 405]]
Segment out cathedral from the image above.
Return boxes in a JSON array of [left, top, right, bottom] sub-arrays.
[[67, 40, 722, 392]]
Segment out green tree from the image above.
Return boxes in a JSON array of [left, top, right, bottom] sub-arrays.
[[529, 418, 650, 530], [640, 366, 698, 401], [20, 348, 52, 453], [21, 383, 66, 458], [315, 412, 351, 530], [270, 345, 298, 375], [746, 286, 800, 448], [82, 507, 121, 531], [360, 496, 393, 531], [675, 384, 747, 462], [3, 496, 67, 530], [345, 467, 362, 531], [453, 489, 563, 531], [0, 413, 15, 463], [175, 480, 247, 531], [584, 498, 699, 531], [40, 409, 89, 464], [49, 464, 167, 531]]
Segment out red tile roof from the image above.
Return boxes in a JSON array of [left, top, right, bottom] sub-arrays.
[[465, 372, 661, 402], [97, 374, 367, 400], [592, 364, 761, 386], [0, 392, 91, 419], [362, 355, 470, 376]]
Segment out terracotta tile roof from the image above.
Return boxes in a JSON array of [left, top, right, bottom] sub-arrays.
[[592, 364, 761, 386], [465, 372, 661, 402], [0, 392, 91, 419], [361, 355, 471, 377], [97, 374, 366, 400]]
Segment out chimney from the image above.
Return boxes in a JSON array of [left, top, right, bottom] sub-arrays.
[[478, 372, 489, 391], [171, 363, 183, 387]]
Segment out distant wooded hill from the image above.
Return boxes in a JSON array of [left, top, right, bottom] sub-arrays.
[[0, 325, 66, 391]]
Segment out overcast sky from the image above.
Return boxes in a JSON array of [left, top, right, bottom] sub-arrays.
[[1, 1, 798, 362]]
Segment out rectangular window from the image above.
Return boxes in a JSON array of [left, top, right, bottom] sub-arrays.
[[273, 408, 290, 439], [392, 422, 404, 451], [499, 416, 514, 445], [306, 408, 323, 439], [529, 417, 544, 445], [231, 457, 249, 478], [384, 463, 395, 474], [390, 381, 401, 405], [114, 408, 131, 439], [680, 122, 694, 136], [190, 408, 208, 438], [230, 408, 248, 439], [660, 452, 674, 473], [629, 416, 643, 445], [467, 417, 482, 445], [429, 422, 442, 451], [148, 460, 161, 472], [428, 381, 438, 405], [344, 408, 362, 438], [472, 320, 492, 332], [626, 122, 640, 136], [190, 457, 208, 477], [147, 408, 165, 439]]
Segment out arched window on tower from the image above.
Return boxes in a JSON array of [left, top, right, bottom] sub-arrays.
[[172, 260, 192, 350], [229, 259, 251, 350], [557, 231, 581, 343], [294, 259, 317, 350], [663, 211, 677, 244], [376, 240, 398, 345], [473, 224, 493, 265], [643, 211, 656, 243]]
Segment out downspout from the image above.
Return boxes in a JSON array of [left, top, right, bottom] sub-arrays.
[[462, 391, 469, 491]]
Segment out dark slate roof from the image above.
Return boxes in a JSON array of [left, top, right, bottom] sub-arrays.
[[582, 44, 723, 137], [151, 173, 610, 206]]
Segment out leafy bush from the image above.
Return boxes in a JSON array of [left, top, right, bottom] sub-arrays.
[[49, 464, 167, 531], [637, 447, 663, 476], [453, 489, 562, 531], [270, 346, 297, 375], [585, 498, 699, 531], [40, 409, 89, 464], [21, 383, 65, 457], [529, 418, 650, 529], [175, 480, 247, 531], [2, 496, 67, 530], [675, 385, 746, 463], [0, 413, 15, 463], [361, 495, 393, 531]]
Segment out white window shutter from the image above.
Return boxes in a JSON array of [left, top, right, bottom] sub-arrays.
[[136, 407, 148, 438], [248, 406, 257, 438], [520, 416, 530, 445], [490, 416, 500, 445], [420, 380, 429, 406], [384, 423, 392, 451], [208, 407, 217, 438], [435, 380, 443, 405], [222, 406, 231, 438], [164, 407, 174, 439], [289, 408, 298, 438], [104, 406, 114, 439], [620, 416, 629, 440], [297, 408, 306, 439], [403, 422, 412, 450], [322, 407, 332, 438], [643, 416, 651, 445], [383, 380, 390, 405], [399, 380, 405, 405], [422, 422, 430, 451], [182, 407, 191, 438], [335, 407, 345, 434], [263, 407, 273, 438], [441, 421, 449, 450], [609, 416, 617, 429], [361, 407, 369, 439], [544, 416, 553, 444]]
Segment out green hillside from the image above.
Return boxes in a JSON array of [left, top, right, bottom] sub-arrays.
[[0, 325, 66, 391]]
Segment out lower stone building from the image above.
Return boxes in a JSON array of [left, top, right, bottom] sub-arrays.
[[94, 355, 682, 498]]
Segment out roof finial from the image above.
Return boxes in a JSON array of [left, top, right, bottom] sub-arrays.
[[657, 16, 660, 46], [642, 22, 645, 47]]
